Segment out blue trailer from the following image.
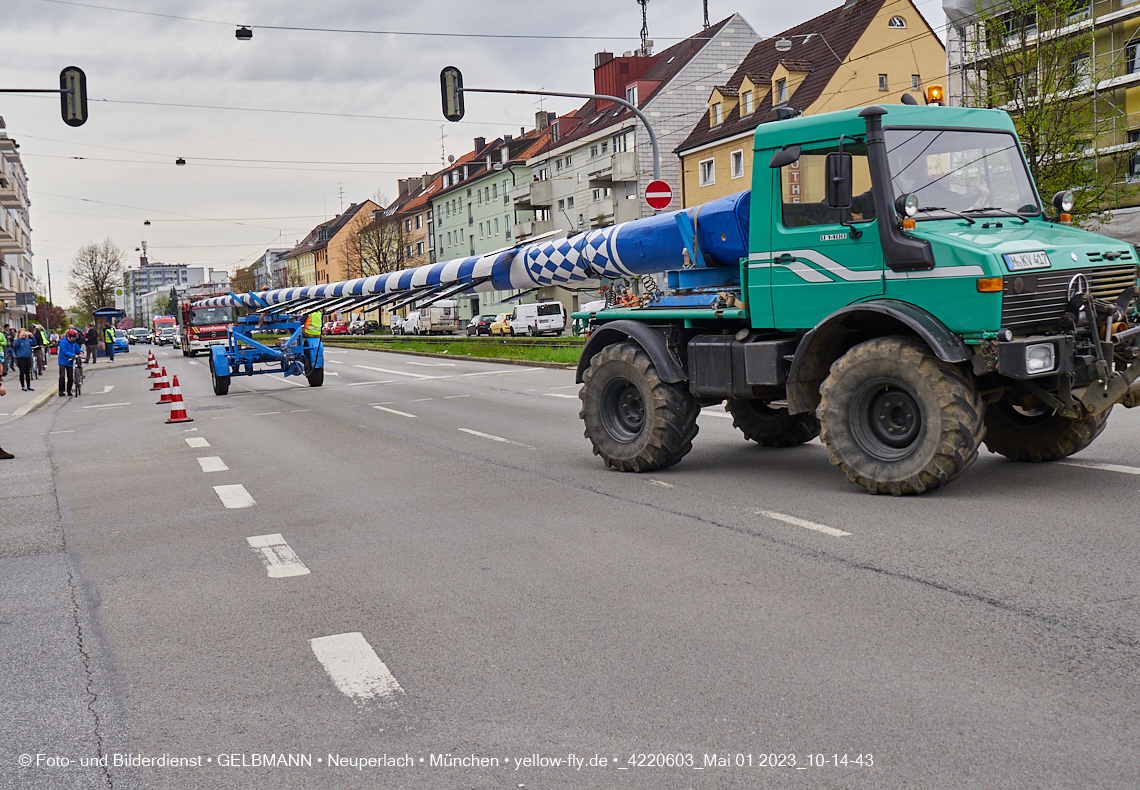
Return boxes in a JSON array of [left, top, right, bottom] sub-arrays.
[[207, 310, 324, 396]]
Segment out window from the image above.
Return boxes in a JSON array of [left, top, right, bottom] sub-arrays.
[[405, 244, 413, 258], [1130, 130, 1140, 179], [492, 183, 498, 199], [1129, 44, 1140, 74], [404, 218, 412, 232], [742, 90, 754, 115], [566, 155, 572, 166], [503, 182, 509, 204], [494, 218, 500, 234], [505, 217, 512, 239], [888, 15, 906, 28], [556, 159, 563, 171], [1071, 56, 1091, 90], [551, 122, 559, 141], [479, 223, 484, 239], [593, 188, 601, 201], [711, 102, 723, 126], [416, 241, 424, 256], [878, 74, 888, 91], [699, 158, 715, 187], [578, 214, 584, 226], [780, 144, 876, 228], [466, 188, 471, 197], [626, 85, 638, 105], [567, 196, 575, 208], [591, 145, 598, 157], [730, 149, 744, 179], [557, 199, 565, 210], [477, 190, 482, 205], [601, 141, 609, 155], [776, 78, 787, 104], [415, 214, 423, 229], [485, 187, 490, 203], [911, 75, 920, 90]]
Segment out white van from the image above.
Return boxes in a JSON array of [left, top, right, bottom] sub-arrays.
[[401, 311, 422, 335], [511, 301, 566, 337]]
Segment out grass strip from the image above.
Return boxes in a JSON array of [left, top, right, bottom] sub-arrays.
[[327, 338, 581, 365]]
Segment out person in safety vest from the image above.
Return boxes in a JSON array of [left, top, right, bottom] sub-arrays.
[[302, 311, 323, 338], [103, 323, 115, 362]]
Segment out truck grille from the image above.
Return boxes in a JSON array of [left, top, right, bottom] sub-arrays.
[[1001, 264, 1138, 334]]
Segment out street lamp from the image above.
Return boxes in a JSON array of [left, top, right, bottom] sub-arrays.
[[771, 33, 852, 72], [236, 26, 253, 41]]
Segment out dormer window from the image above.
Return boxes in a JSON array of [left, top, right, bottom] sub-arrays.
[[742, 90, 754, 115], [626, 85, 638, 106], [776, 78, 787, 105], [888, 15, 906, 28], [711, 102, 723, 126], [551, 122, 559, 141]]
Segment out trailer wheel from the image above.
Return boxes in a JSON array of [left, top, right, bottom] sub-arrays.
[[983, 402, 1109, 462], [818, 336, 985, 495], [580, 341, 699, 472], [307, 367, 324, 388], [210, 364, 230, 396], [725, 398, 820, 447]]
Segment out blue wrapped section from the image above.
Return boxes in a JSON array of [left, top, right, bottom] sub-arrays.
[[192, 191, 752, 308]]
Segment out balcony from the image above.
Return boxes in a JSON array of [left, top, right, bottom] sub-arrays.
[[588, 199, 615, 223], [513, 219, 555, 240], [0, 178, 22, 209], [611, 151, 639, 182], [529, 179, 553, 207], [512, 180, 532, 206]]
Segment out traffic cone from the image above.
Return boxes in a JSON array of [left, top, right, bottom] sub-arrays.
[[150, 364, 168, 391], [165, 375, 193, 423], [156, 368, 174, 403], [147, 351, 161, 378]]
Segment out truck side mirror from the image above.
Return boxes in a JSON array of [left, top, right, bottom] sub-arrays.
[[825, 152, 853, 209], [768, 145, 800, 169]]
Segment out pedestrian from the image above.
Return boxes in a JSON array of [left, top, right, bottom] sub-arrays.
[[103, 322, 115, 362], [0, 324, 10, 377], [0, 361, 10, 459], [14, 329, 33, 392], [84, 323, 98, 364], [32, 324, 48, 375], [57, 327, 83, 397]]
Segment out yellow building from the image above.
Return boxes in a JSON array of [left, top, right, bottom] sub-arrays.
[[676, 0, 946, 206]]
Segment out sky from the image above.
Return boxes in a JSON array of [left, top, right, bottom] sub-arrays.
[[4, 0, 945, 300]]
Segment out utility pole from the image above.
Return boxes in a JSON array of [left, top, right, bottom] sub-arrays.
[[46, 258, 53, 330], [703, 0, 710, 29], [637, 0, 652, 55]]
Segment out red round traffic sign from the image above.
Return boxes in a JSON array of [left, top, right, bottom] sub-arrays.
[[645, 180, 672, 210]]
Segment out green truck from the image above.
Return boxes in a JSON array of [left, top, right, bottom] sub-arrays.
[[575, 103, 1140, 494]]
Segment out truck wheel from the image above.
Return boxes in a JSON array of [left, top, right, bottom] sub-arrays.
[[579, 341, 699, 472], [307, 367, 324, 388], [210, 364, 230, 396], [817, 336, 985, 495], [983, 403, 1109, 462], [725, 398, 820, 447]]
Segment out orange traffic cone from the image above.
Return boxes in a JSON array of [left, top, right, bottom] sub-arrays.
[[156, 368, 174, 403], [147, 351, 161, 378], [150, 364, 167, 391], [165, 375, 193, 423]]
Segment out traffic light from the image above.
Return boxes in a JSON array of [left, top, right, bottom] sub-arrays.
[[60, 66, 87, 127], [925, 84, 945, 106], [440, 66, 465, 123]]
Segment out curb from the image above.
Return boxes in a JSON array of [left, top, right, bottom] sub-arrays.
[[0, 387, 55, 425], [324, 343, 576, 370]]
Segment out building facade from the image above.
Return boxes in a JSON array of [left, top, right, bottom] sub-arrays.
[[123, 260, 205, 319], [0, 118, 35, 328]]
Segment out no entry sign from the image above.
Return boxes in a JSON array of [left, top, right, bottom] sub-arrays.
[[645, 180, 672, 210]]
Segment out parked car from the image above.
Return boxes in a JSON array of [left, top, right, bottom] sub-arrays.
[[402, 312, 422, 335], [466, 314, 495, 337], [348, 320, 367, 335], [328, 321, 350, 335], [156, 327, 177, 346], [489, 313, 512, 336], [511, 301, 567, 336], [112, 329, 130, 353], [126, 327, 148, 344], [389, 315, 405, 335]]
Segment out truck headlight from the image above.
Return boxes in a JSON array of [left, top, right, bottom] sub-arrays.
[[1025, 343, 1056, 374]]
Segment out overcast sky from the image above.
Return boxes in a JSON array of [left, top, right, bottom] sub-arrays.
[[5, 0, 944, 297]]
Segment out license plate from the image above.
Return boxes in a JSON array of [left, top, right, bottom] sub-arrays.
[[1004, 251, 1051, 271]]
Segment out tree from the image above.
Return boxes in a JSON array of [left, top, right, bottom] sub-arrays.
[[231, 265, 255, 293], [168, 286, 179, 322], [153, 295, 170, 317], [35, 301, 67, 332], [959, 0, 1116, 224], [346, 210, 405, 279], [69, 239, 125, 315]]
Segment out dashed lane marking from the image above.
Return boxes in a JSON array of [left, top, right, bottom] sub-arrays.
[[549, 384, 579, 390], [700, 408, 734, 419], [100, 385, 114, 393], [246, 534, 311, 578], [443, 394, 470, 399], [188, 360, 200, 365], [402, 360, 455, 367], [410, 398, 433, 402], [327, 360, 345, 364], [309, 632, 404, 706], [80, 402, 131, 409], [372, 405, 416, 418], [291, 409, 311, 413], [1060, 461, 1140, 475], [544, 393, 578, 399], [457, 428, 534, 449], [214, 484, 255, 509], [345, 380, 394, 386], [253, 411, 281, 416], [197, 456, 229, 472], [354, 364, 439, 380], [756, 510, 851, 538], [185, 437, 210, 448], [648, 479, 674, 488], [270, 375, 307, 387]]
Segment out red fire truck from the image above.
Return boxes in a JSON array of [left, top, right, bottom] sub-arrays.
[[180, 298, 234, 357]]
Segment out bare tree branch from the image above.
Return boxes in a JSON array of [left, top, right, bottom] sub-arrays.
[[69, 238, 125, 314]]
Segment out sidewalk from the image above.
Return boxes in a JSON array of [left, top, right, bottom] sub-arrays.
[[0, 351, 146, 425]]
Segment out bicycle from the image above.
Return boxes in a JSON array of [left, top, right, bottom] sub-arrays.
[[73, 358, 83, 397]]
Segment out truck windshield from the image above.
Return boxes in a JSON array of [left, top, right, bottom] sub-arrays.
[[885, 129, 1040, 218], [189, 306, 234, 326]]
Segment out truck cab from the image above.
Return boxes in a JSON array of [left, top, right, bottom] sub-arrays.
[[576, 103, 1140, 494]]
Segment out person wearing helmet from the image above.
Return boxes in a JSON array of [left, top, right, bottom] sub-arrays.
[[57, 327, 83, 397]]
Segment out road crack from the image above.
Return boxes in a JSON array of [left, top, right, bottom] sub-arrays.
[[68, 572, 113, 789]]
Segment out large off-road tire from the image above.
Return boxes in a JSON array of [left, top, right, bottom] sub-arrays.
[[580, 341, 699, 472], [724, 398, 820, 447], [307, 367, 324, 388], [818, 336, 985, 495], [983, 402, 1109, 462], [211, 364, 230, 396]]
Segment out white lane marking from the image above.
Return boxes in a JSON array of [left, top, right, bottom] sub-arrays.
[[309, 632, 404, 706], [372, 405, 416, 418], [549, 384, 579, 390], [402, 360, 455, 367], [246, 533, 311, 578], [49, 430, 75, 434], [270, 375, 307, 387], [756, 510, 851, 538], [443, 394, 470, 399], [253, 411, 281, 416], [457, 369, 519, 377], [1060, 461, 1140, 475], [185, 437, 211, 448], [354, 364, 438, 379], [325, 349, 349, 354], [100, 385, 114, 394], [457, 427, 534, 449], [544, 393, 578, 399], [326, 371, 340, 376], [197, 456, 229, 472], [214, 484, 256, 509], [80, 402, 131, 409], [346, 380, 394, 386], [182, 427, 198, 432], [522, 388, 539, 392], [700, 408, 734, 419], [327, 360, 345, 364], [368, 402, 394, 406], [188, 360, 200, 365], [648, 479, 674, 488], [291, 409, 311, 413], [410, 397, 433, 402]]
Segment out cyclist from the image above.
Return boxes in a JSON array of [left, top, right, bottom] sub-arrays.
[[57, 327, 83, 397]]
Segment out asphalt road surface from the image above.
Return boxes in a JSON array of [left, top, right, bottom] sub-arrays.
[[2, 344, 1138, 789]]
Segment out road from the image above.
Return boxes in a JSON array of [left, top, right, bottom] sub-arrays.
[[2, 343, 1138, 789]]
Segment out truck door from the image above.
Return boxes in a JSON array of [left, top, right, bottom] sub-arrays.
[[768, 143, 882, 330]]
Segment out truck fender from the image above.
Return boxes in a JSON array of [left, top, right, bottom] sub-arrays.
[[575, 319, 686, 384], [786, 300, 970, 415], [209, 345, 231, 377]]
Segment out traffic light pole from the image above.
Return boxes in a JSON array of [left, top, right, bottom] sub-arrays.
[[0, 67, 88, 127]]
